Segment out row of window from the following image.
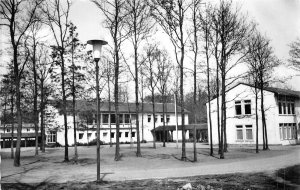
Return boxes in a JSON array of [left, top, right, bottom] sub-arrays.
[[86, 114, 137, 125], [279, 123, 297, 140], [147, 115, 170, 123], [79, 132, 136, 139], [6, 128, 31, 132], [235, 100, 251, 116], [236, 125, 253, 140], [278, 96, 295, 115]]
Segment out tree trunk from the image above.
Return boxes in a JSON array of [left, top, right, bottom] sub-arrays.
[[260, 82, 269, 150], [255, 83, 259, 153], [134, 41, 141, 157], [33, 41, 39, 156], [60, 50, 69, 162], [13, 46, 22, 167], [10, 90, 14, 159], [72, 40, 78, 163], [40, 79, 45, 153], [162, 93, 166, 147]]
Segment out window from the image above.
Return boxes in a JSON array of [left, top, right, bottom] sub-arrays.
[[291, 103, 295, 114], [79, 133, 84, 139], [244, 100, 251, 115], [147, 115, 151, 123], [111, 132, 115, 138], [279, 123, 283, 140], [155, 115, 158, 122], [88, 133, 92, 138], [125, 132, 129, 137], [111, 114, 116, 123], [166, 115, 170, 123], [6, 128, 10, 132], [245, 125, 253, 140], [278, 102, 282, 114], [119, 114, 124, 124], [161, 115, 164, 122], [103, 114, 109, 123], [124, 114, 130, 123], [279, 123, 297, 140], [235, 101, 242, 115], [47, 131, 56, 143], [279, 96, 295, 115], [119, 132, 122, 138], [236, 125, 243, 140], [103, 132, 107, 137], [131, 132, 136, 137], [27, 128, 30, 132]]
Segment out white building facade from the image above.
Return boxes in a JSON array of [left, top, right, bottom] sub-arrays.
[[207, 83, 300, 146], [50, 101, 189, 146]]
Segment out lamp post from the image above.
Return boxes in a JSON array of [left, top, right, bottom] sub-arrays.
[[87, 39, 107, 182]]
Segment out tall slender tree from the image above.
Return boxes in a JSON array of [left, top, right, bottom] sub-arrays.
[[150, 0, 192, 161], [124, 0, 153, 157], [93, 0, 127, 161], [43, 0, 72, 162], [0, 0, 42, 166]]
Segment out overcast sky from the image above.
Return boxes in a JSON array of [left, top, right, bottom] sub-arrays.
[[1, 0, 299, 90]]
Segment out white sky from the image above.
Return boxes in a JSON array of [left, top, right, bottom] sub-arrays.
[[1, 0, 300, 91]]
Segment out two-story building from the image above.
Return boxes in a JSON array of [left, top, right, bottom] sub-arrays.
[[51, 101, 190, 146], [207, 83, 300, 146]]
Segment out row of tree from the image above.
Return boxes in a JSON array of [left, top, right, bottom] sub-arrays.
[[1, 0, 299, 174]]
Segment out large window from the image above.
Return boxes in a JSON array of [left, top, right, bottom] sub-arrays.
[[235, 101, 242, 115], [111, 114, 116, 123], [47, 131, 57, 143], [278, 96, 295, 115], [279, 123, 297, 140], [124, 114, 130, 123], [245, 125, 253, 140], [119, 114, 124, 124], [236, 125, 243, 140], [235, 100, 251, 116], [236, 125, 253, 141], [244, 100, 251, 115], [103, 114, 109, 123]]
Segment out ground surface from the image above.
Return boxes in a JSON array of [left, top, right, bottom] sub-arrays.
[[1, 143, 300, 189]]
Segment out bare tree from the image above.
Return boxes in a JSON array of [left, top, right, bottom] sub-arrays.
[[156, 49, 172, 147], [42, 0, 72, 162], [124, 0, 153, 156], [150, 0, 192, 161], [210, 0, 254, 159], [93, 0, 127, 163], [0, 0, 42, 166], [143, 43, 159, 148], [289, 38, 300, 72]]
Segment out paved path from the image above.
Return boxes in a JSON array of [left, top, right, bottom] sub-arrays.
[[2, 145, 300, 183], [101, 147, 300, 181]]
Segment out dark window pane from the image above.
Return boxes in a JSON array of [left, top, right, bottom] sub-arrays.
[[279, 102, 282, 114], [235, 105, 242, 115], [103, 114, 109, 123], [125, 132, 129, 137], [291, 103, 295, 114], [283, 103, 286, 114], [131, 132, 136, 137], [124, 114, 130, 123], [119, 114, 124, 123], [287, 103, 291, 114], [79, 133, 84, 139], [245, 104, 251, 114], [111, 132, 115, 138], [147, 115, 151, 122], [111, 114, 116, 123], [119, 132, 122, 138]]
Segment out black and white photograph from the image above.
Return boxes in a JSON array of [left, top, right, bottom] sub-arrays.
[[0, 0, 300, 189]]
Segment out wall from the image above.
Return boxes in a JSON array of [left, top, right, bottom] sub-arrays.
[[207, 84, 292, 146]]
